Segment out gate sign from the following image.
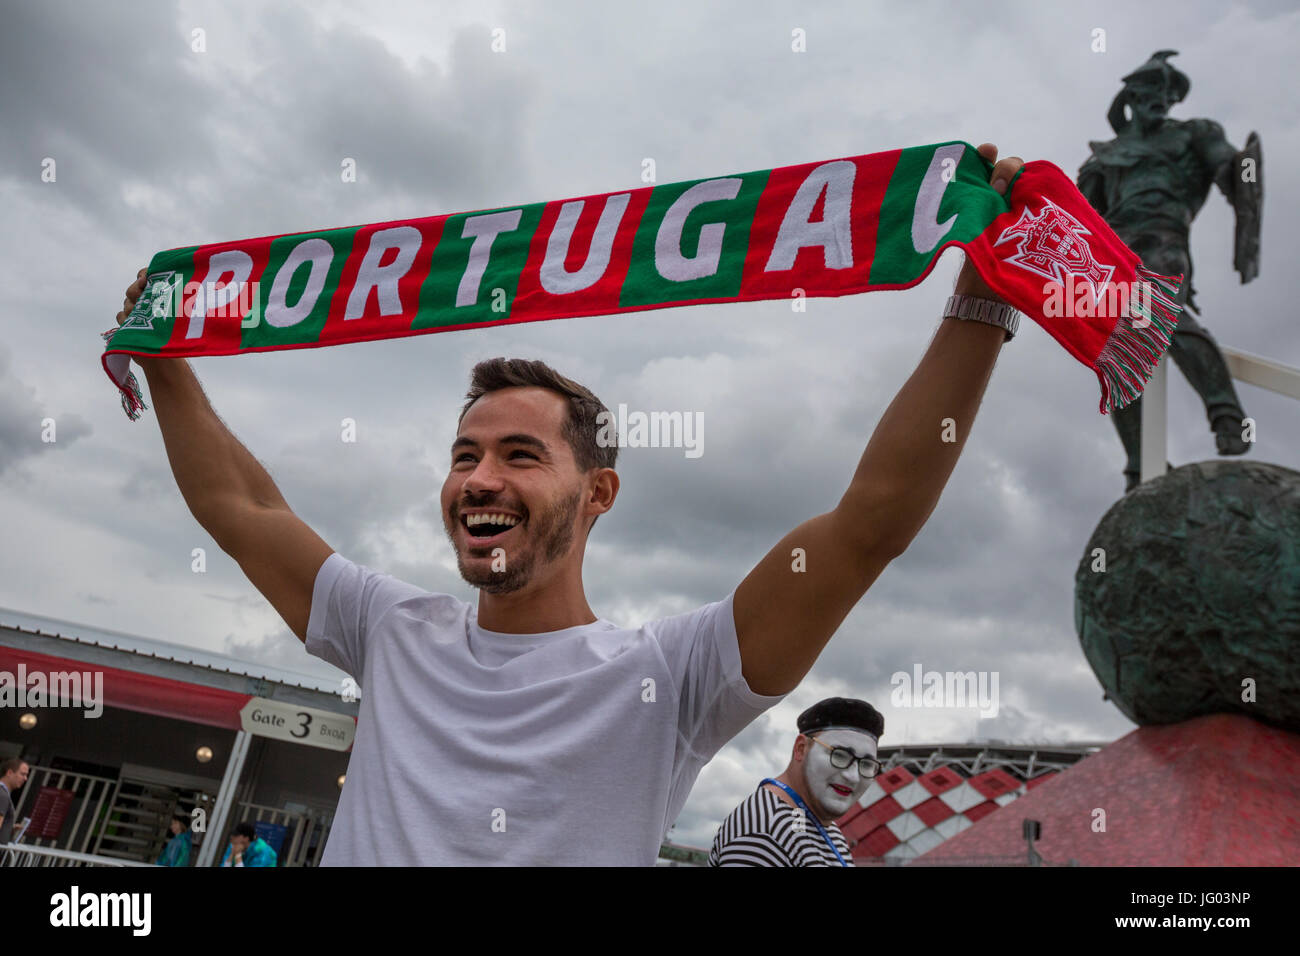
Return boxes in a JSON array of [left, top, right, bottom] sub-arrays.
[[238, 697, 355, 751]]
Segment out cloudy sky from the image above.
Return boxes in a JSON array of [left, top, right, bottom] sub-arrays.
[[2, 0, 1297, 847]]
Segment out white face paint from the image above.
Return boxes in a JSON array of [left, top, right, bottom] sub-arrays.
[[801, 727, 878, 820]]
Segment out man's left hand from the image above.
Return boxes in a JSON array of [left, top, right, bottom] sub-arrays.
[[954, 143, 1023, 299]]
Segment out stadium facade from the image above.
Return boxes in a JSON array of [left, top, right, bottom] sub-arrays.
[[841, 741, 1103, 865], [0, 607, 355, 866]]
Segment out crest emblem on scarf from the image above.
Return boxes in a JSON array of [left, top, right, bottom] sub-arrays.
[[995, 199, 1114, 302], [119, 271, 180, 331]]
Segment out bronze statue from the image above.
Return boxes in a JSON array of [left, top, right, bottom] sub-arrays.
[[1077, 50, 1262, 492]]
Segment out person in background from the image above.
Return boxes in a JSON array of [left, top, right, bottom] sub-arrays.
[[0, 758, 30, 848], [156, 810, 192, 867], [219, 821, 277, 867], [710, 697, 884, 866]]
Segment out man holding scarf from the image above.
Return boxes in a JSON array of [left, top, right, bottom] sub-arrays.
[[114, 146, 1024, 865]]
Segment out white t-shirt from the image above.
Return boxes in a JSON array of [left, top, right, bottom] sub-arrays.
[[305, 552, 785, 865]]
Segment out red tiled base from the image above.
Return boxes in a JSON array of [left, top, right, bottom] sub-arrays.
[[915, 714, 1300, 866]]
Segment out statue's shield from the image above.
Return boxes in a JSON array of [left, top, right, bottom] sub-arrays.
[[1233, 131, 1262, 283]]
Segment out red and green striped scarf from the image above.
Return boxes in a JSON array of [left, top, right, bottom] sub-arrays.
[[103, 140, 1181, 419]]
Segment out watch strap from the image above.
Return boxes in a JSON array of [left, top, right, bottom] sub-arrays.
[[944, 294, 1020, 342]]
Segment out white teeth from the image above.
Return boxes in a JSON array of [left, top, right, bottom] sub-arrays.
[[464, 513, 521, 528]]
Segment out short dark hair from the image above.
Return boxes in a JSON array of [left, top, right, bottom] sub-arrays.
[[232, 822, 257, 840], [459, 358, 618, 473], [0, 757, 27, 776], [172, 811, 191, 827]]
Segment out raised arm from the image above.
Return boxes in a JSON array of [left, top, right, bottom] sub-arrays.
[[117, 272, 335, 640], [733, 145, 1023, 696]]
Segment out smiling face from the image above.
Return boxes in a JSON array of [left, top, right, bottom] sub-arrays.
[[800, 728, 877, 820], [442, 387, 596, 594]]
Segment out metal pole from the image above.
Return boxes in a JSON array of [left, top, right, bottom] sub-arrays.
[[197, 730, 251, 868], [1221, 346, 1300, 400], [1023, 819, 1044, 867], [64, 772, 98, 854], [1134, 345, 1299, 486], [1140, 357, 1168, 484], [91, 777, 123, 857]]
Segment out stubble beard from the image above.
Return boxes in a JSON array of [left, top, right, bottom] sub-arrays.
[[449, 489, 583, 594]]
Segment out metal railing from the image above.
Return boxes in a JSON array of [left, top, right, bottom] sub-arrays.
[[230, 802, 334, 867], [7, 764, 342, 867], [9, 766, 119, 854], [1, 843, 153, 868], [657, 841, 709, 866]]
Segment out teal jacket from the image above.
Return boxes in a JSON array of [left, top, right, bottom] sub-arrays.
[[220, 836, 277, 867], [156, 829, 191, 867]]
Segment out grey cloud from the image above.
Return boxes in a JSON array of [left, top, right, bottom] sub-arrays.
[[0, 345, 93, 478], [224, 622, 347, 683]]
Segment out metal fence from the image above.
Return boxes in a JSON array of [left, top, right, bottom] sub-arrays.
[[0, 843, 152, 868], [7, 765, 334, 867], [229, 802, 335, 867], [8, 766, 119, 855]]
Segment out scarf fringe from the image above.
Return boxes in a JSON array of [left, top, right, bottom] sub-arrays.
[[1094, 265, 1184, 414], [101, 327, 148, 421], [118, 369, 148, 421]]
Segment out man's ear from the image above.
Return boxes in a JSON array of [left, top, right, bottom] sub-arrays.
[[792, 734, 808, 763], [589, 467, 619, 514]]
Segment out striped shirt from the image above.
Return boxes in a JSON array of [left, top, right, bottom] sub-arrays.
[[709, 785, 853, 866]]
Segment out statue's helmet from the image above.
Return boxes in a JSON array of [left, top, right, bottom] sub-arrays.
[[1120, 49, 1191, 104]]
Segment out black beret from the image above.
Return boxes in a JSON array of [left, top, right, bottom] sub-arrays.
[[797, 697, 884, 739]]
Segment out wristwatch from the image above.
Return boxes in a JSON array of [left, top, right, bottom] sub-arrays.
[[944, 294, 1020, 342]]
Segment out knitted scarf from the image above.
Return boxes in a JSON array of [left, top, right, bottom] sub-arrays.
[[102, 140, 1181, 419]]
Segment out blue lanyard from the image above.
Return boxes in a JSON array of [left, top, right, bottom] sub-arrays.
[[760, 778, 849, 867]]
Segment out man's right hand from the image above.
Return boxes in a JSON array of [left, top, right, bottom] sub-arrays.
[[116, 267, 149, 326], [110, 261, 335, 642]]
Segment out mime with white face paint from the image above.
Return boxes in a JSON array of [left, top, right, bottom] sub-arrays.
[[710, 697, 884, 866]]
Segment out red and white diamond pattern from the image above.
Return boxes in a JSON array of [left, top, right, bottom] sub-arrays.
[[838, 764, 1060, 862]]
